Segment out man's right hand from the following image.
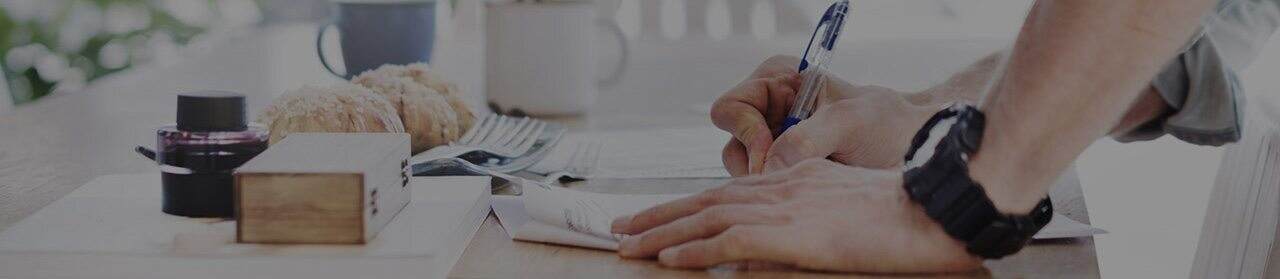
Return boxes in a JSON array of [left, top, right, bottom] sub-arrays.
[[711, 55, 938, 176]]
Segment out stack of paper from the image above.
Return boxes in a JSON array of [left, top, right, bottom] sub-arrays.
[[1191, 110, 1280, 279], [492, 182, 1104, 251], [528, 127, 732, 179]]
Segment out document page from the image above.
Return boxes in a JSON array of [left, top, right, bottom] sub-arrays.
[[528, 127, 731, 178], [492, 182, 1104, 251], [492, 182, 685, 250]]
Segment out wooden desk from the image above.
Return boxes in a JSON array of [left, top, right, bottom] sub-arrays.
[[0, 24, 1098, 278]]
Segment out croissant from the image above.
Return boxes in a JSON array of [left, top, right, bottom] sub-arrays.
[[256, 83, 405, 145], [353, 64, 477, 153]]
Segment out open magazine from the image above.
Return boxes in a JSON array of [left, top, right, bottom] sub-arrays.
[[493, 181, 1104, 251]]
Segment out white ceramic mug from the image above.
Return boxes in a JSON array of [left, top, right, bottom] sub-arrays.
[[484, 1, 628, 116]]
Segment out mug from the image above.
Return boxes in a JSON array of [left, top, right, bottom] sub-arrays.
[[316, 0, 436, 79], [485, 1, 628, 116]]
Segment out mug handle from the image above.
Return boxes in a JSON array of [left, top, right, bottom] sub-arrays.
[[596, 17, 629, 87], [316, 22, 346, 78]]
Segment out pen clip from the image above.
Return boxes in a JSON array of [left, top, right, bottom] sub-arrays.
[[799, 0, 849, 72]]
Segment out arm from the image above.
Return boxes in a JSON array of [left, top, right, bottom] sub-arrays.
[[909, 51, 1174, 138], [729, 46, 1179, 175], [611, 0, 1219, 273], [723, 0, 1277, 174], [971, 0, 1215, 212]]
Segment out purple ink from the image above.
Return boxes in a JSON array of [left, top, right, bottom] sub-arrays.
[[139, 91, 267, 218]]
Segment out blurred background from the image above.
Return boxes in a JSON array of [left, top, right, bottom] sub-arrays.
[[0, 0, 1029, 109], [0, 0, 263, 105]]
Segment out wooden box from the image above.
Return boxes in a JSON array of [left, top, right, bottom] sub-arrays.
[[234, 133, 411, 244]]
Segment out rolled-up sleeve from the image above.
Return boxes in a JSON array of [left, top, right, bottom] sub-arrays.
[[1116, 0, 1280, 146]]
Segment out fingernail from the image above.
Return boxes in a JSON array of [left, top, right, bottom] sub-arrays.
[[618, 237, 639, 257], [611, 215, 632, 233]]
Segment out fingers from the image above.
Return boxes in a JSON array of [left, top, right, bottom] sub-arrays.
[[710, 83, 773, 174], [656, 226, 802, 269], [723, 168, 810, 188], [763, 74, 803, 129], [612, 186, 771, 235], [762, 118, 842, 173], [712, 74, 800, 164], [722, 139, 750, 177], [618, 204, 787, 258]]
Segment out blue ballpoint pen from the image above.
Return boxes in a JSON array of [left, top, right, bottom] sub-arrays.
[[779, 0, 850, 134]]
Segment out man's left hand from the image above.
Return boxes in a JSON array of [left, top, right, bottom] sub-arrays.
[[610, 159, 982, 273]]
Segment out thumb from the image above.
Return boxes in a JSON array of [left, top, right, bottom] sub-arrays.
[[763, 120, 840, 173]]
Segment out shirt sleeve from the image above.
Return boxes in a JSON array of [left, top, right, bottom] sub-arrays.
[[1115, 0, 1280, 146]]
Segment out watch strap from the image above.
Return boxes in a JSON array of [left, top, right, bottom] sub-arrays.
[[903, 104, 1053, 259]]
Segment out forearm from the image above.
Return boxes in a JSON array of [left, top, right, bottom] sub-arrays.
[[908, 52, 1006, 106], [909, 50, 1173, 136], [969, 0, 1214, 212]]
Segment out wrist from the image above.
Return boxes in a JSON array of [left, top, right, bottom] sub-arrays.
[[967, 102, 1053, 213], [901, 104, 1054, 259], [968, 147, 1051, 213]]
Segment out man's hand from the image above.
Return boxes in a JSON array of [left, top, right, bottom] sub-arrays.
[[610, 159, 982, 273], [711, 55, 804, 175], [762, 92, 936, 172], [712, 56, 938, 175]]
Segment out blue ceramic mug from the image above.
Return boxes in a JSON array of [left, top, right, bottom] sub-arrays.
[[317, 1, 436, 78]]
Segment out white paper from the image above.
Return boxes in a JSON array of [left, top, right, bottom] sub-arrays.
[[529, 127, 732, 178], [492, 196, 620, 250], [493, 183, 684, 250], [492, 184, 1104, 251], [1035, 213, 1108, 240]]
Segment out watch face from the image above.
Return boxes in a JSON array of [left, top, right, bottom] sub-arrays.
[[905, 117, 958, 170]]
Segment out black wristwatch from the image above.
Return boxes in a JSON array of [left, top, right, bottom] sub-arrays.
[[902, 103, 1053, 259]]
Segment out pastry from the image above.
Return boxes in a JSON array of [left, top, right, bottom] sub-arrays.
[[354, 74, 462, 153], [354, 64, 476, 153], [354, 63, 476, 130], [256, 83, 405, 145]]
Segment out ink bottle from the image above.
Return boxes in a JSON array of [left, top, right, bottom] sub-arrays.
[[137, 91, 268, 218]]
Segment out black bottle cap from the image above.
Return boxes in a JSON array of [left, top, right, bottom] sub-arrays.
[[177, 91, 247, 132]]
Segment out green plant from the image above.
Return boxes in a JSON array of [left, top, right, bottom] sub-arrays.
[[0, 0, 257, 105]]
